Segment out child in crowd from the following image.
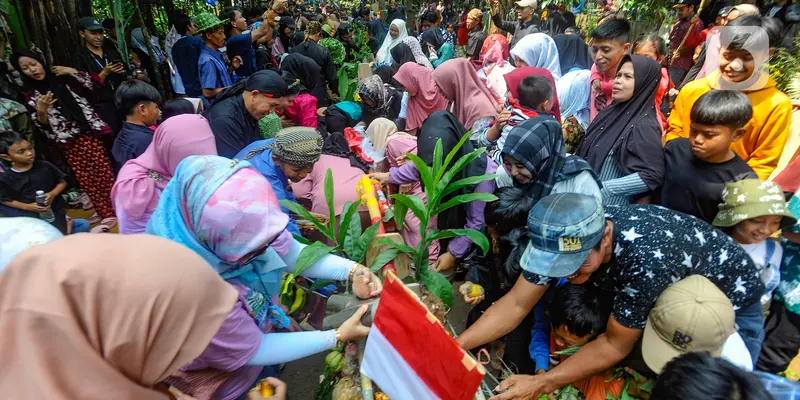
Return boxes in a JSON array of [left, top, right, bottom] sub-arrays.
[[660, 90, 757, 223], [160, 98, 199, 121], [475, 75, 553, 160], [0, 132, 88, 234], [530, 283, 623, 400], [758, 189, 800, 375], [588, 18, 631, 121], [667, 15, 791, 179], [111, 80, 162, 170], [633, 34, 673, 132], [713, 179, 796, 308]]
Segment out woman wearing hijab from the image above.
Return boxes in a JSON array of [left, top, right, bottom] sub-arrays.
[[476, 34, 516, 101], [390, 42, 416, 71], [499, 115, 600, 201], [0, 217, 62, 270], [204, 70, 289, 158], [393, 62, 449, 133], [401, 37, 434, 70], [553, 33, 593, 73], [509, 33, 563, 81], [12, 51, 117, 223], [279, 54, 322, 127], [556, 69, 592, 153], [293, 132, 369, 217], [575, 54, 664, 205], [234, 127, 324, 235], [371, 110, 497, 275], [432, 58, 498, 134], [375, 19, 408, 65], [361, 117, 397, 164], [112, 114, 218, 234], [358, 75, 402, 126], [432, 41, 456, 68], [420, 25, 445, 58], [0, 233, 369, 399], [504, 67, 562, 121]]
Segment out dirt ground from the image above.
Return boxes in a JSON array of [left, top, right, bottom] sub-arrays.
[[281, 280, 472, 398]]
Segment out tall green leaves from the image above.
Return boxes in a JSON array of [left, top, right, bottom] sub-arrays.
[[385, 135, 498, 306]]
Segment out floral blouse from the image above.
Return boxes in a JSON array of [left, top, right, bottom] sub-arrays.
[[26, 72, 111, 147]]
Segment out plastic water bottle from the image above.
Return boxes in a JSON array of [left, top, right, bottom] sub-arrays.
[[35, 190, 55, 223]]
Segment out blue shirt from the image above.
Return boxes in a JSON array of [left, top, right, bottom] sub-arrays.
[[226, 32, 257, 77], [234, 139, 301, 236], [111, 122, 155, 171], [198, 44, 232, 102], [172, 35, 205, 97], [529, 279, 567, 372]]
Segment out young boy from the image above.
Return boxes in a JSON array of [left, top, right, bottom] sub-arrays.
[[530, 283, 623, 400], [589, 18, 631, 121], [475, 75, 554, 164], [0, 132, 88, 234], [666, 15, 791, 179], [111, 79, 162, 171], [633, 34, 674, 132], [660, 90, 757, 222]]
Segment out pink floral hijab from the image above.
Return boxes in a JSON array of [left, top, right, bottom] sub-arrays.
[[111, 114, 217, 219]]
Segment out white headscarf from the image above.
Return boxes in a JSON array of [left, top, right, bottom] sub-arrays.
[[376, 19, 408, 64], [556, 69, 592, 129], [0, 217, 63, 271], [509, 33, 562, 81], [402, 37, 434, 71]]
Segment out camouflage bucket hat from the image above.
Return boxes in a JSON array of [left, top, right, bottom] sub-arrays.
[[194, 12, 228, 34], [785, 188, 800, 233], [712, 179, 797, 227]]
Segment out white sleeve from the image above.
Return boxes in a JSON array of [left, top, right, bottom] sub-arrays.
[[279, 238, 355, 280], [722, 332, 754, 371]]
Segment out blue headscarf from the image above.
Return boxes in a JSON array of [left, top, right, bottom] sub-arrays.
[[556, 69, 592, 129], [146, 155, 289, 329]]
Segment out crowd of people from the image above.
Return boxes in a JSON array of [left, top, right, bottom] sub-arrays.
[[1, 0, 800, 398]]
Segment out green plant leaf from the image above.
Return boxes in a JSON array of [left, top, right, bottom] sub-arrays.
[[280, 199, 334, 240], [343, 208, 363, 260], [374, 237, 416, 254], [292, 233, 311, 245], [368, 247, 400, 273], [307, 278, 337, 294], [431, 148, 487, 207], [435, 129, 472, 183], [391, 194, 428, 228], [405, 152, 434, 196], [432, 139, 443, 182], [434, 193, 498, 216], [402, 275, 416, 284], [440, 173, 498, 199], [293, 241, 335, 276], [392, 200, 408, 232], [429, 228, 491, 255], [337, 201, 360, 246], [352, 222, 382, 263], [419, 268, 454, 308], [324, 168, 336, 235]]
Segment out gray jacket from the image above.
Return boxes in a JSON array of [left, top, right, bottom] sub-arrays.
[[491, 14, 540, 49]]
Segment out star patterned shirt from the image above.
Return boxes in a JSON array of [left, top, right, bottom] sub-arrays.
[[523, 204, 763, 329]]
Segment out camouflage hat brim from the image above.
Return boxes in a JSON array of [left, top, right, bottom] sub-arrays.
[[195, 19, 229, 34], [712, 202, 797, 227]]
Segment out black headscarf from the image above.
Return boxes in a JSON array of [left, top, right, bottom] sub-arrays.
[[322, 131, 371, 173], [417, 110, 488, 230], [502, 115, 598, 202], [374, 66, 399, 87], [368, 19, 387, 46], [11, 50, 91, 132], [390, 43, 415, 69], [552, 34, 592, 73], [210, 69, 288, 107], [420, 28, 445, 56], [279, 53, 326, 104], [575, 54, 664, 190]]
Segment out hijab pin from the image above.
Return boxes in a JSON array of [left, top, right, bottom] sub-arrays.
[[231, 159, 240, 168]]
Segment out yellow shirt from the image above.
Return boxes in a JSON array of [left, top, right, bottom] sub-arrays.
[[665, 70, 792, 179]]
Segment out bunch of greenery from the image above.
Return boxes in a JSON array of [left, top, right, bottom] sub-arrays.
[[770, 42, 800, 98]]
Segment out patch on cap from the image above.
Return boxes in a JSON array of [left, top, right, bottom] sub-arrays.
[[558, 237, 582, 252]]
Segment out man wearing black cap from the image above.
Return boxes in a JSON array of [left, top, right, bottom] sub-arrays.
[[668, 0, 705, 85], [204, 70, 289, 157], [274, 16, 297, 57], [73, 16, 126, 134]]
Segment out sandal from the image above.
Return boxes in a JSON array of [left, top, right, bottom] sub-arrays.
[[87, 212, 101, 225], [90, 224, 111, 233], [100, 217, 118, 229]]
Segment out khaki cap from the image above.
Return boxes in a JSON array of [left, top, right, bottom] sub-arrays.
[[642, 275, 735, 374]]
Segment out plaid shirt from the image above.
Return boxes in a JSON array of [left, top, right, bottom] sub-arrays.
[[669, 17, 705, 70], [754, 371, 800, 399]]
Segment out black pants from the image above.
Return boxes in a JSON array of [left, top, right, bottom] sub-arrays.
[[757, 301, 800, 373]]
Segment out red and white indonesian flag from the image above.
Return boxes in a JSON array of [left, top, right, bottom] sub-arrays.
[[361, 272, 486, 400]]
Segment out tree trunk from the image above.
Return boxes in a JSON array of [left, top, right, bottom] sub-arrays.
[[22, 0, 84, 66]]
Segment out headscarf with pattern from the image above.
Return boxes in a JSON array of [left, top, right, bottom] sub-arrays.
[[268, 126, 324, 168], [402, 36, 434, 70], [358, 75, 389, 112], [0, 217, 63, 271]]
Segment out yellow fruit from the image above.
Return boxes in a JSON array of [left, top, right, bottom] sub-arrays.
[[260, 381, 274, 397], [289, 287, 305, 314], [375, 392, 390, 400], [469, 284, 484, 298]]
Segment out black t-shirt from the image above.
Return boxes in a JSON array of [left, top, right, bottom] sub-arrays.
[[660, 138, 757, 223], [0, 161, 67, 232], [204, 95, 260, 158], [523, 204, 763, 329]]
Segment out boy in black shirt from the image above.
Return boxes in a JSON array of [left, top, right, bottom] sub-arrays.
[[660, 90, 757, 222], [0, 132, 88, 234]]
